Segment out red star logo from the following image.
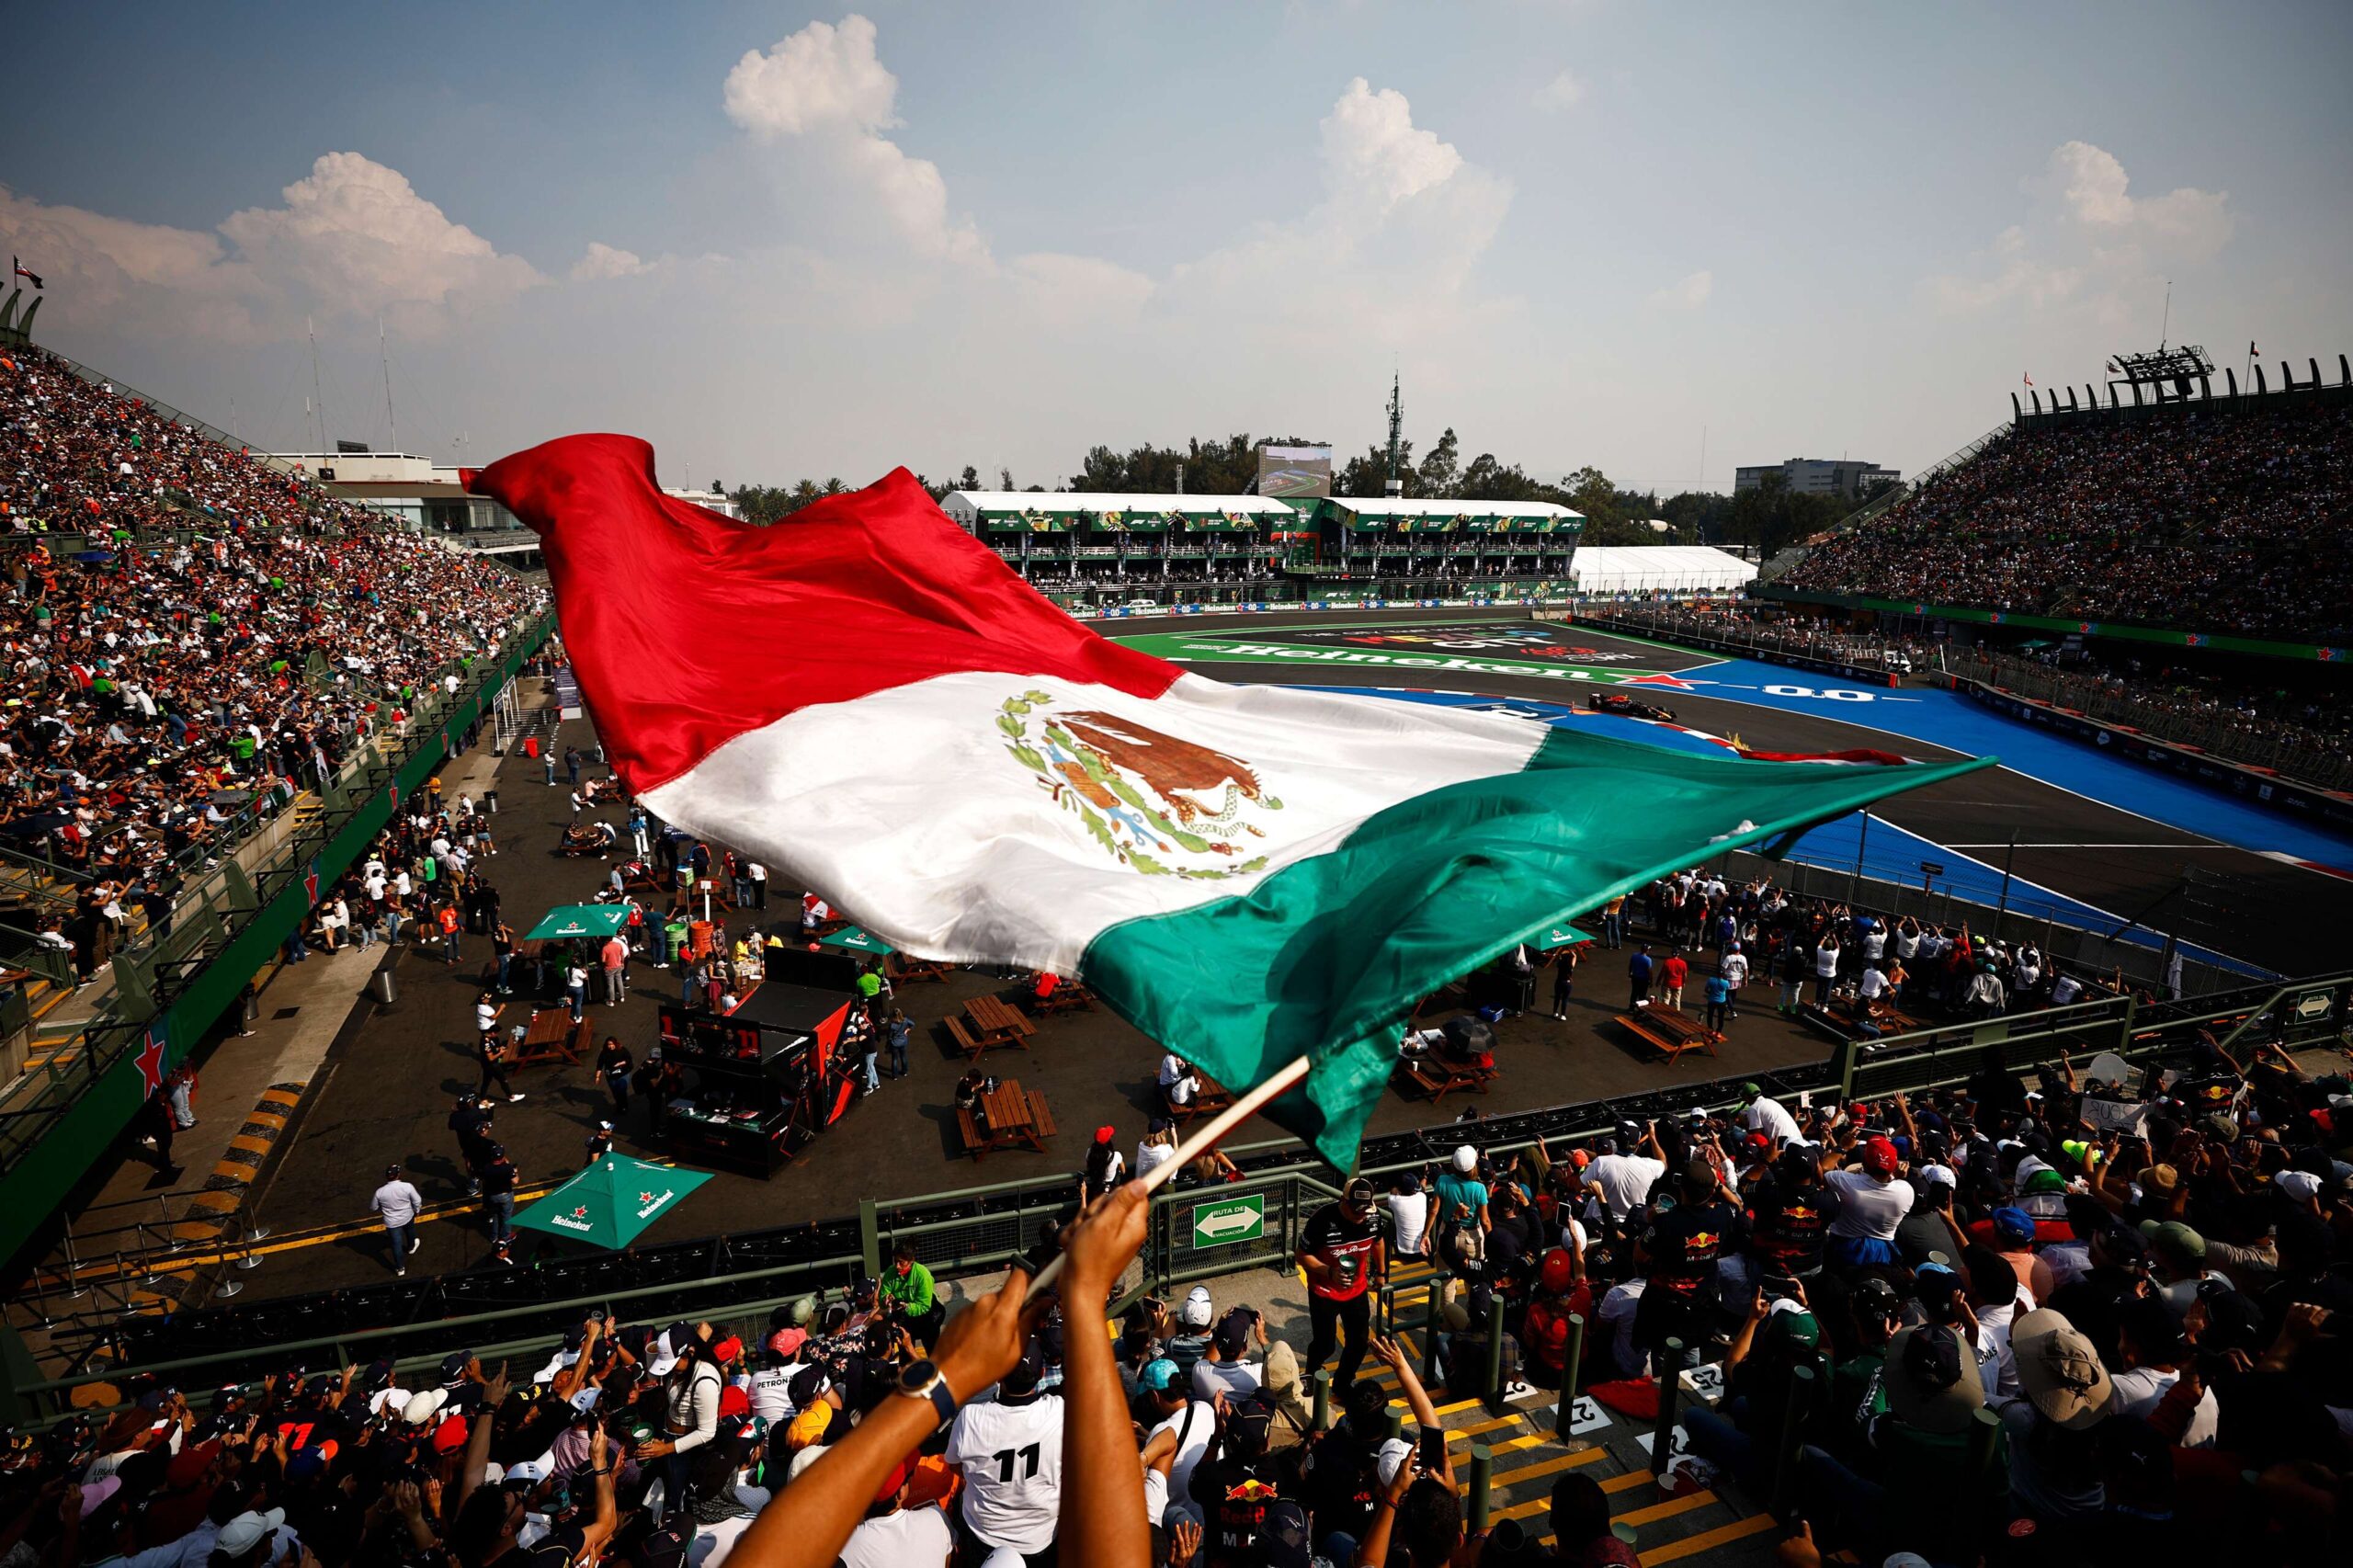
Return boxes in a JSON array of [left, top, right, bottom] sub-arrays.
[[639, 1192, 656, 1205], [133, 1028, 168, 1096], [572, 1205, 590, 1219]]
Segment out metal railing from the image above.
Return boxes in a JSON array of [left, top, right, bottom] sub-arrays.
[[14, 958, 2346, 1423], [0, 613, 556, 1177], [1955, 651, 2353, 793]]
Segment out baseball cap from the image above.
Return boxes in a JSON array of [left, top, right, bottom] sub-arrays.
[[1346, 1176, 1376, 1204], [2137, 1219, 2206, 1266], [400, 1389, 449, 1426], [1860, 1135, 1900, 1176], [1261, 1500, 1313, 1568], [1992, 1208, 2037, 1244], [1886, 1324, 1982, 1435], [1764, 1302, 1821, 1352], [2275, 1169, 2323, 1202], [1452, 1144, 1477, 1172], [215, 1510, 286, 1561], [873, 1459, 912, 1505], [1740, 1081, 1763, 1101], [1094, 1126, 1115, 1144], [1375, 1437, 1415, 1487], [1212, 1311, 1253, 1357], [1917, 1164, 1958, 1188], [1139, 1358, 1183, 1393], [438, 1350, 475, 1382]]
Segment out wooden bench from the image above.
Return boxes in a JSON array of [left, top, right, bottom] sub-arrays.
[[1025, 1087, 1056, 1142], [890, 954, 951, 984], [1026, 977, 1095, 1017], [1616, 1005, 1720, 1063], [956, 1105, 990, 1158], [943, 1014, 993, 1060], [1164, 1069, 1234, 1124]]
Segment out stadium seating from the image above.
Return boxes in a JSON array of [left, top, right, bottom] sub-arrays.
[[1786, 403, 2353, 641], [0, 347, 546, 981]]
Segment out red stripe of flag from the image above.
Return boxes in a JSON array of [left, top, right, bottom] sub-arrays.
[[470, 435, 1175, 792]]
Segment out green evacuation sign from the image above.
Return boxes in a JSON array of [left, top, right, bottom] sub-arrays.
[[1191, 1194, 1266, 1248]]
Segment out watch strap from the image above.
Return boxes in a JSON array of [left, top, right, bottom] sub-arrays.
[[924, 1377, 957, 1426]]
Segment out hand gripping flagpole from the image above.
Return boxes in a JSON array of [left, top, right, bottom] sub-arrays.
[[1024, 1052, 1313, 1297]]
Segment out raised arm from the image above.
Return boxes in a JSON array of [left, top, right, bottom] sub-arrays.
[[1055, 1183, 1154, 1568], [724, 1270, 1042, 1568]]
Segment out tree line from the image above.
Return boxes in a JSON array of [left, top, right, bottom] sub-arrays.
[[719, 428, 1867, 554]]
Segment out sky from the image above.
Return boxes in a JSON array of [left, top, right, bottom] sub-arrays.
[[4, 0, 2347, 496]]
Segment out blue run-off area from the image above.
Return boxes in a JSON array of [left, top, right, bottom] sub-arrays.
[[1301, 678, 2295, 977], [1677, 657, 2352, 867]]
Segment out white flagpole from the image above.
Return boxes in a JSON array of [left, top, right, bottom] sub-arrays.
[[1025, 1053, 1313, 1296]]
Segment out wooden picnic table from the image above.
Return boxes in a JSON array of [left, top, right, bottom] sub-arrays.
[[964, 994, 1037, 1051], [1615, 1004, 1720, 1064], [512, 1006, 588, 1068], [1165, 1065, 1234, 1124], [957, 1075, 1058, 1159], [889, 953, 952, 984], [1397, 1051, 1496, 1103], [1024, 974, 1096, 1017]]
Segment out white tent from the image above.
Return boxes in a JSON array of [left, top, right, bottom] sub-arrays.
[[1570, 546, 1756, 595]]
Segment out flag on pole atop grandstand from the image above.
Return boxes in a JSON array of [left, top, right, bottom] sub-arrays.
[[2022, 371, 2033, 387], [9, 257, 39, 290], [474, 436, 1992, 1167], [2249, 340, 2259, 357]]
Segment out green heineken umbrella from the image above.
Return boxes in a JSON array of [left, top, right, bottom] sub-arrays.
[[527, 903, 630, 941], [1540, 924, 1593, 948], [512, 1155, 710, 1250], [816, 924, 894, 957]]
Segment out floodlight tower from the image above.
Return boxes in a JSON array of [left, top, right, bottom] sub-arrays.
[[1384, 372, 1404, 497]]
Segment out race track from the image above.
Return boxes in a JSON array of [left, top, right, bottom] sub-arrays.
[[1119, 609, 2340, 974]]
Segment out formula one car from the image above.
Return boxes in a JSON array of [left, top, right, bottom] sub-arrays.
[[1585, 690, 1677, 722]]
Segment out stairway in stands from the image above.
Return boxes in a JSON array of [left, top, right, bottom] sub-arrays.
[[1352, 1261, 1779, 1564]]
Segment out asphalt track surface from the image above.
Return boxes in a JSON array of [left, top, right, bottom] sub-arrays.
[[1142, 608, 2332, 975], [199, 606, 2327, 1300]]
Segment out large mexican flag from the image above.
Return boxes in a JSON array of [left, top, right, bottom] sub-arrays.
[[474, 437, 1988, 1166]]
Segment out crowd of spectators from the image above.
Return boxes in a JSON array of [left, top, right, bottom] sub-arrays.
[[32, 995, 2350, 1567], [1786, 405, 2353, 642], [1616, 869, 2120, 1045], [0, 347, 545, 975]]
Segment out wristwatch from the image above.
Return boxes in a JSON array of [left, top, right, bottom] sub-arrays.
[[893, 1358, 959, 1428]]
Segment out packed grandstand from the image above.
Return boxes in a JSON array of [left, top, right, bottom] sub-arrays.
[[0, 345, 547, 978], [1782, 403, 2353, 642]]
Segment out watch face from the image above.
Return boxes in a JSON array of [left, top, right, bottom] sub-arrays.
[[896, 1358, 937, 1394]]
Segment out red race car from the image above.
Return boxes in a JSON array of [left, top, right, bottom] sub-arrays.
[[1586, 690, 1677, 722]]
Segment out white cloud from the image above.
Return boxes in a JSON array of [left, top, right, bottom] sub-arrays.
[[1927, 224, 2082, 312], [1321, 78, 1465, 212], [2047, 141, 2231, 259], [1929, 143, 2229, 317], [723, 14, 984, 265], [1532, 69, 1586, 112], [0, 153, 537, 343], [1646, 269, 1712, 311], [1168, 76, 1512, 350], [219, 153, 541, 313], [723, 14, 899, 136], [1007, 253, 1154, 322], [571, 243, 651, 281]]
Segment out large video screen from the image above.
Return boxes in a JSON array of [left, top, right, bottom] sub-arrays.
[[1256, 443, 1333, 499]]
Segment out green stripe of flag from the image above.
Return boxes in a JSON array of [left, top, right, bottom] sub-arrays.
[[1083, 728, 1991, 1167]]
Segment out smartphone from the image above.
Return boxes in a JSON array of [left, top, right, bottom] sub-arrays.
[[1418, 1426, 1446, 1473]]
